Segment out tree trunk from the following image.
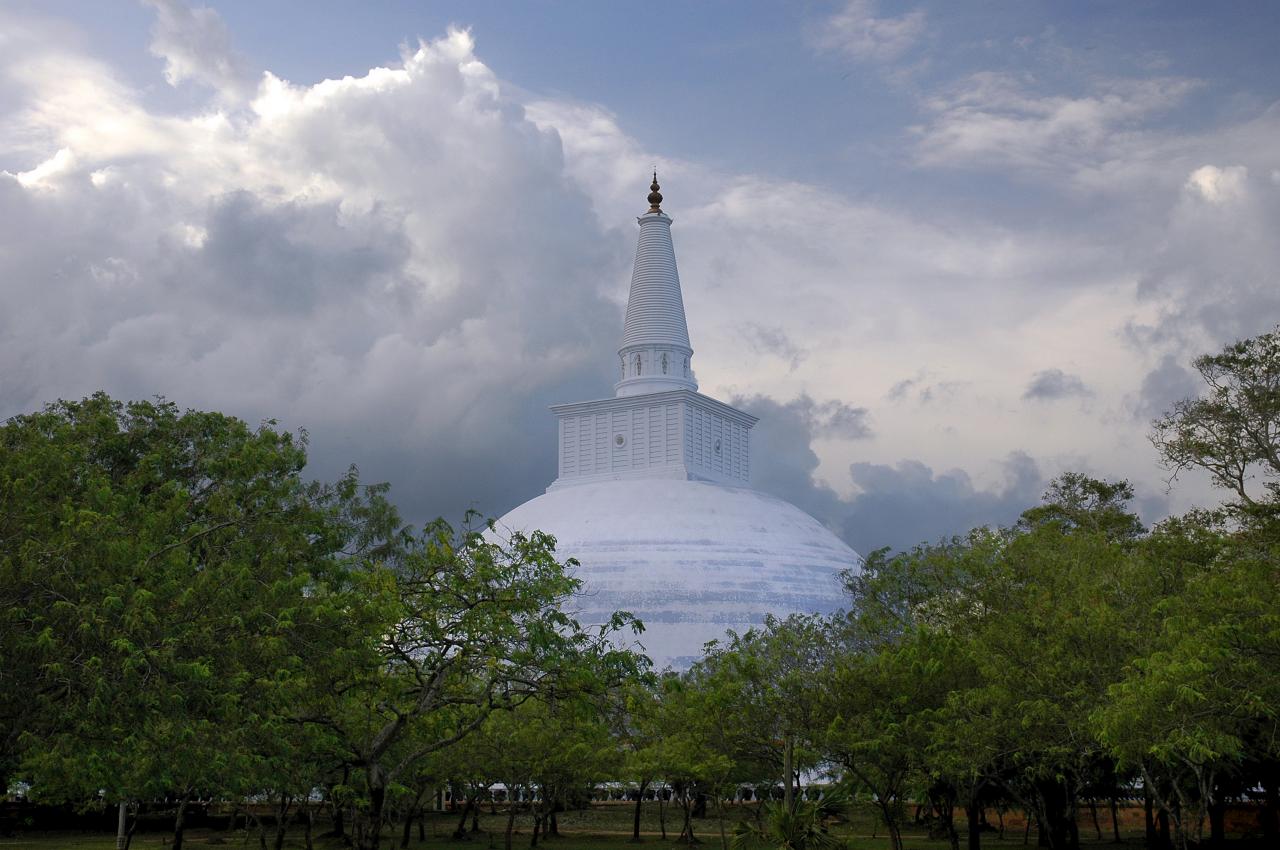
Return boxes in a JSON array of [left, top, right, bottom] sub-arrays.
[[549, 809, 559, 837], [1089, 800, 1102, 841], [331, 803, 346, 841], [504, 802, 518, 850], [944, 800, 960, 850], [248, 809, 269, 850], [1108, 796, 1122, 843], [879, 799, 904, 850], [783, 738, 795, 812], [275, 794, 294, 850], [116, 801, 128, 850], [366, 778, 388, 850], [714, 795, 728, 850], [966, 803, 982, 850], [1207, 797, 1225, 848], [1144, 789, 1156, 847], [1035, 781, 1070, 850], [679, 792, 696, 844], [530, 810, 542, 848], [329, 769, 351, 839], [659, 792, 667, 841], [1157, 807, 1170, 850], [172, 795, 190, 850], [454, 796, 474, 839], [122, 802, 139, 850], [632, 780, 649, 841], [402, 808, 416, 849], [304, 808, 314, 850]]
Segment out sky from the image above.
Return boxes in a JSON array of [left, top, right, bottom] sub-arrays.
[[2, 0, 1279, 554]]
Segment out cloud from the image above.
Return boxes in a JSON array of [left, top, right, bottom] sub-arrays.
[[1131, 353, 1200, 421], [0, 22, 625, 527], [738, 394, 873, 444], [1185, 164, 1248, 204], [914, 72, 1199, 175], [2, 0, 1274, 540], [841, 452, 1044, 552], [737, 394, 1044, 554], [143, 0, 254, 99], [811, 0, 926, 63], [740, 323, 808, 370], [886, 372, 966, 405], [1023, 368, 1091, 401]]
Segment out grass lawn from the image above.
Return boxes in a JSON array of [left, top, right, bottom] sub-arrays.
[[0, 802, 1166, 850]]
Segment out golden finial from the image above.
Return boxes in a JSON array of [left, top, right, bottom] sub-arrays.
[[647, 170, 663, 212]]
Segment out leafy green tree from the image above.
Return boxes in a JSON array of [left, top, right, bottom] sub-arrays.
[[1019, 472, 1145, 541], [823, 623, 956, 850], [616, 679, 667, 842], [301, 516, 644, 850], [702, 615, 834, 812], [646, 673, 736, 847], [1095, 524, 1279, 849], [832, 535, 993, 850], [960, 486, 1147, 850], [1151, 324, 1280, 522], [0, 393, 386, 849]]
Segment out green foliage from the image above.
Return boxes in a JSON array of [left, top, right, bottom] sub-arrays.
[[0, 393, 358, 802], [1152, 324, 1280, 521], [5, 322, 1280, 850], [734, 786, 850, 850]]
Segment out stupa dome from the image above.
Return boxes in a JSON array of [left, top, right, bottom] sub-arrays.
[[496, 478, 856, 669], [495, 175, 860, 668]]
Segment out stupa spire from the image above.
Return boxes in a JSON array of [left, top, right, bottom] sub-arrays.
[[615, 173, 697, 397], [647, 171, 663, 212]]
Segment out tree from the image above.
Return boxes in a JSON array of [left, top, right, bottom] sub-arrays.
[[301, 515, 645, 850], [1151, 324, 1280, 521], [702, 616, 834, 812], [617, 679, 667, 842], [1019, 472, 1145, 542], [0, 393, 385, 849], [646, 674, 735, 848], [1094, 524, 1280, 850]]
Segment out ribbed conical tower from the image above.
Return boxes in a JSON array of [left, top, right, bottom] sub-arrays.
[[615, 174, 698, 397]]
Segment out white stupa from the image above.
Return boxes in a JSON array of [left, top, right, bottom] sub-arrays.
[[498, 176, 860, 668]]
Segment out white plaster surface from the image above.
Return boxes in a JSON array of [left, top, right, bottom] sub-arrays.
[[496, 477, 860, 669]]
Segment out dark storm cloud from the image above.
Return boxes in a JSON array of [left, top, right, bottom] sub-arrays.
[[1023, 368, 1091, 401], [0, 28, 627, 534], [1132, 353, 1200, 422], [737, 393, 1044, 555], [840, 452, 1044, 554], [197, 191, 411, 315], [734, 394, 852, 532]]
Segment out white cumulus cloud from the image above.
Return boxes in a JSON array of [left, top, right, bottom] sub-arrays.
[[144, 0, 255, 99], [1185, 164, 1248, 204], [2, 0, 1277, 544]]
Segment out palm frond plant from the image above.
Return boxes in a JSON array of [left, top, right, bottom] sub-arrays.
[[733, 786, 850, 850]]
